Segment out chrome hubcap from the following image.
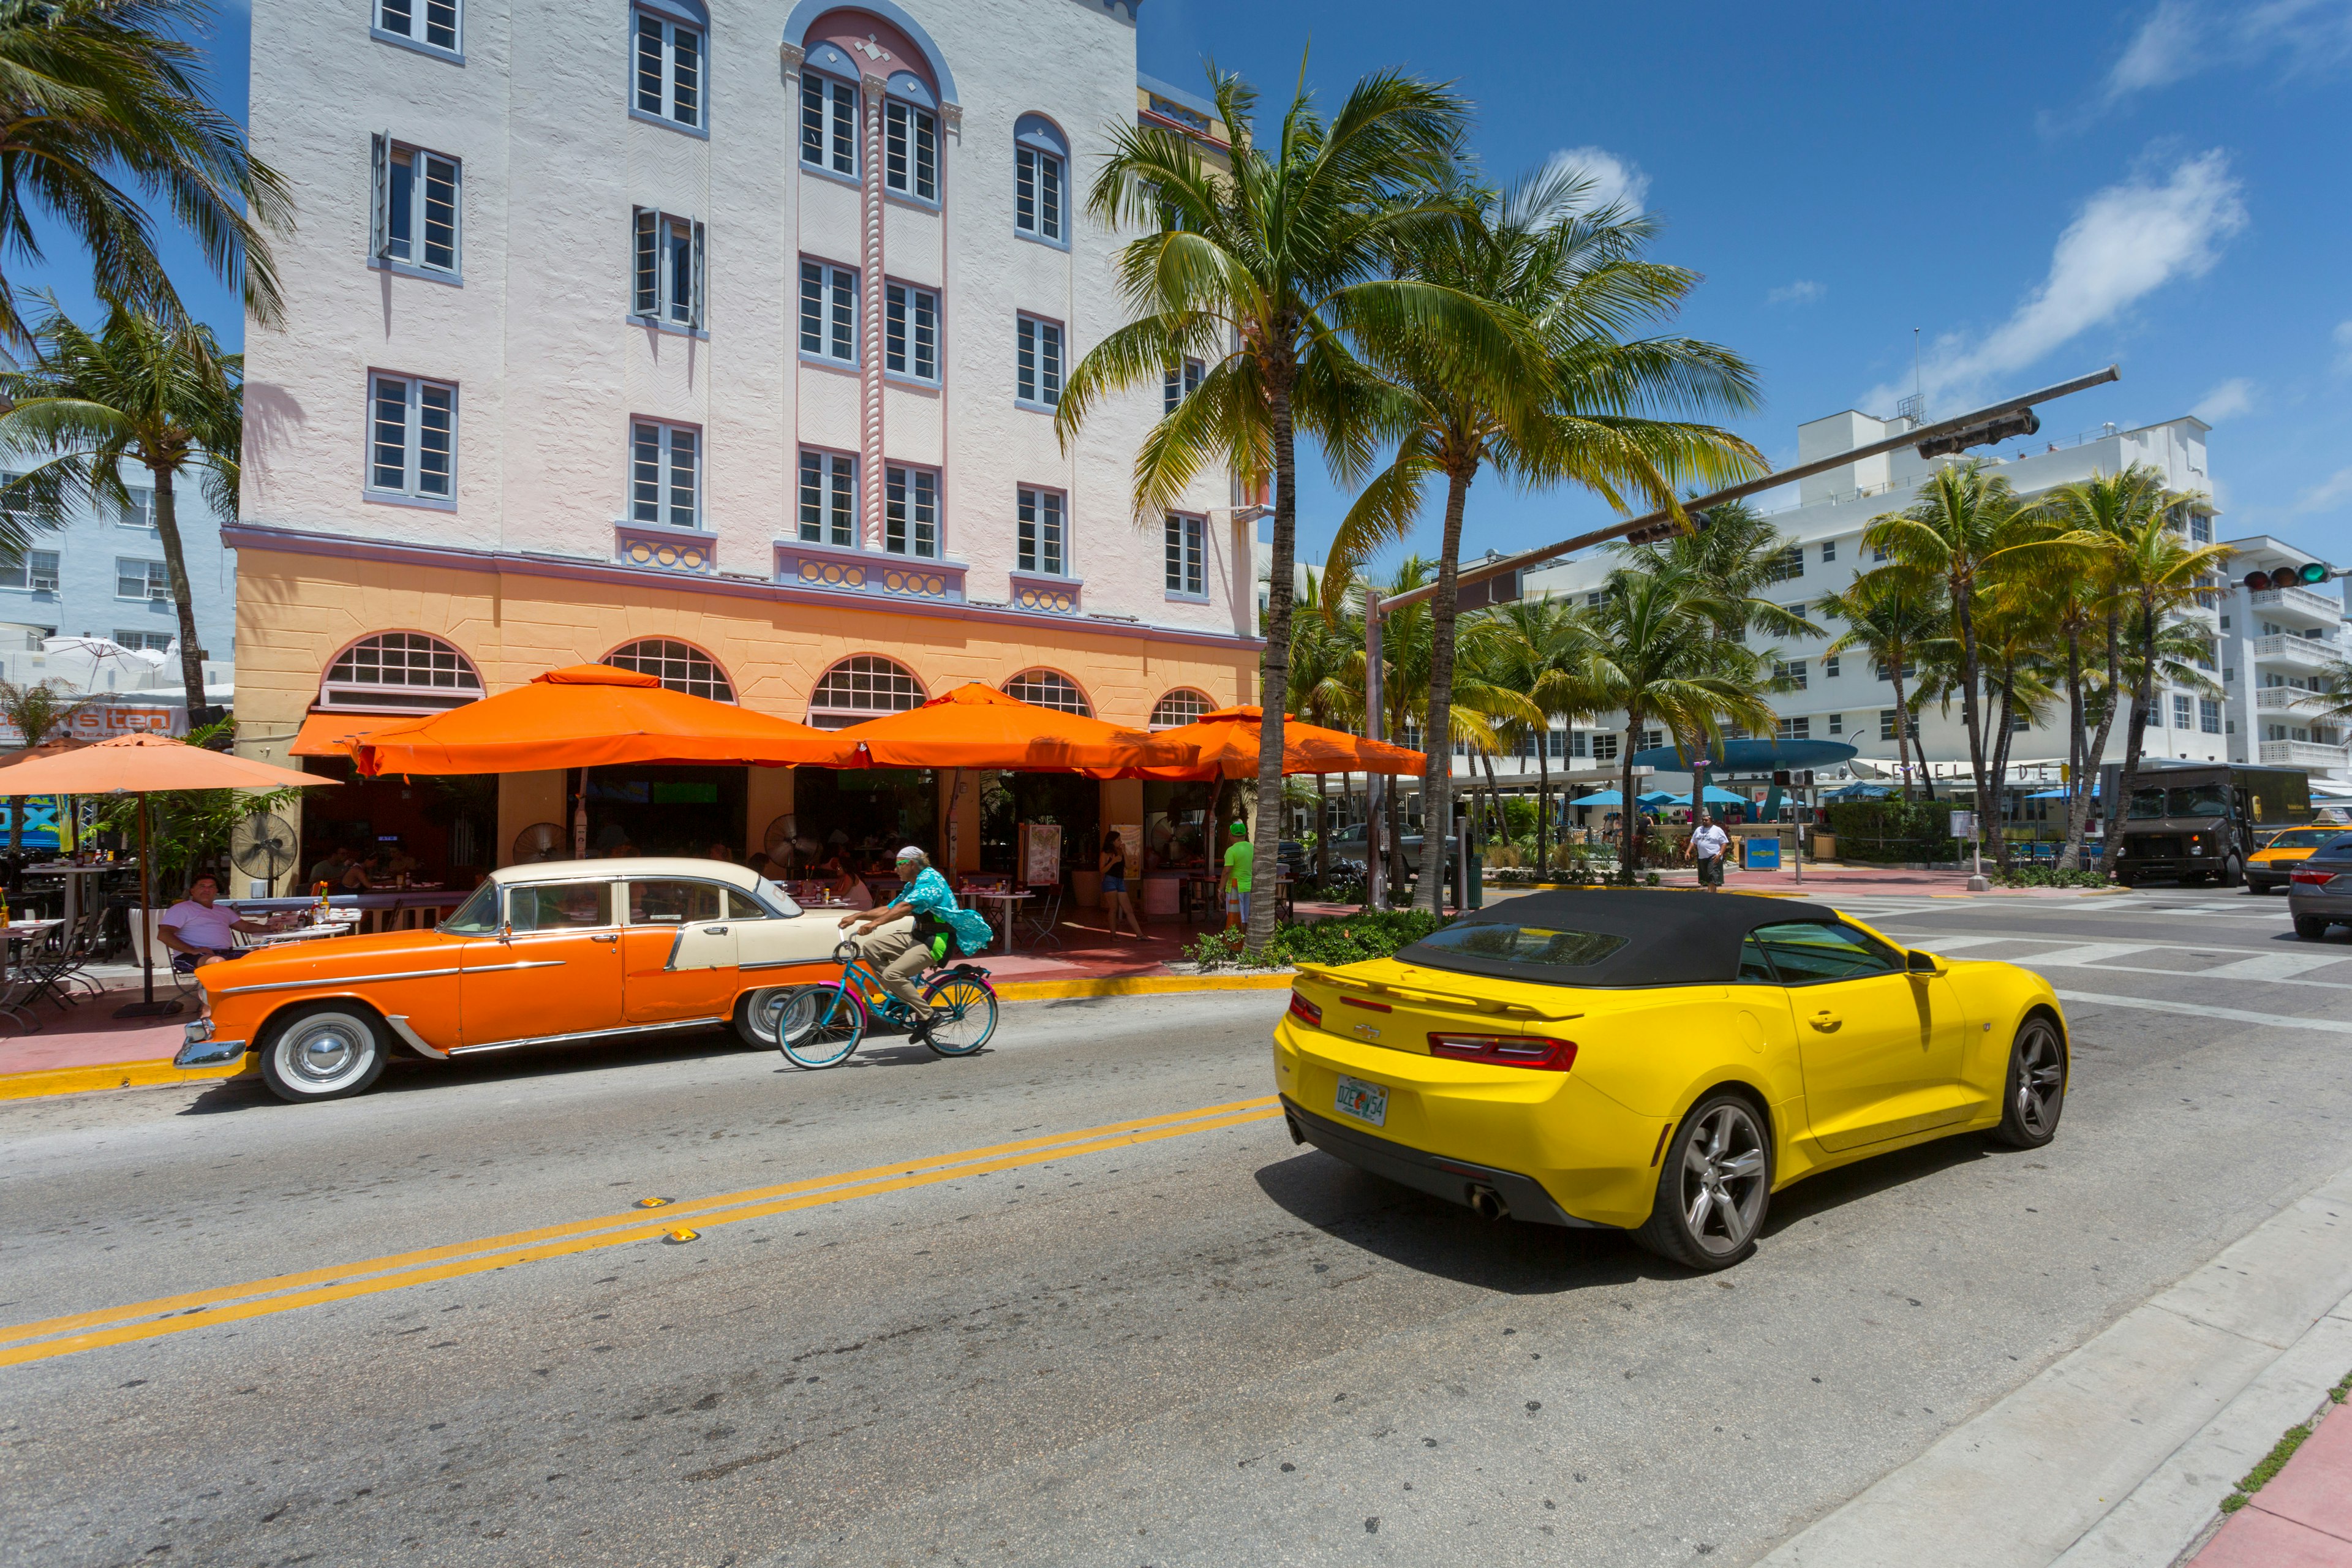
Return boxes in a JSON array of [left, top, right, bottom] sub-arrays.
[[2015, 1023, 2064, 1136], [281, 1019, 368, 1090], [1681, 1105, 1768, 1256]]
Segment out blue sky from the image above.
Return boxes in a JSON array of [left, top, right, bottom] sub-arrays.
[[27, 0, 2352, 578]]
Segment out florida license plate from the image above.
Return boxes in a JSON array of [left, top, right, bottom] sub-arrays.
[[1334, 1074, 1389, 1128]]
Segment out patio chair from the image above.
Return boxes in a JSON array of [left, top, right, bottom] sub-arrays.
[[1022, 878, 1065, 948], [39, 899, 113, 1002]]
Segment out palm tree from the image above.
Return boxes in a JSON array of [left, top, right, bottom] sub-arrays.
[[0, 300, 239, 701], [0, 0, 293, 347], [1860, 461, 2035, 840], [1469, 597, 1608, 877], [2100, 497, 2229, 853], [1819, 576, 1944, 801], [1333, 168, 1763, 913], [1586, 562, 1778, 879], [1057, 62, 1524, 951], [1913, 576, 2059, 869], [1286, 570, 1358, 887]]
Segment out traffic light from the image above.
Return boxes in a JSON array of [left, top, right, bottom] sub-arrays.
[[1915, 407, 2040, 460], [2245, 564, 2334, 592]]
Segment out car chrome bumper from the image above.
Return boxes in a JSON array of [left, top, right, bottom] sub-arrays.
[[175, 1019, 249, 1068], [1280, 1096, 1602, 1229]]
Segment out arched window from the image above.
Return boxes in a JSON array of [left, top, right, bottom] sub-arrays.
[[606, 638, 733, 701], [1014, 115, 1068, 244], [809, 654, 925, 729], [1003, 669, 1090, 716], [1150, 688, 1211, 729], [883, 70, 937, 202], [320, 631, 483, 712], [797, 42, 859, 176]]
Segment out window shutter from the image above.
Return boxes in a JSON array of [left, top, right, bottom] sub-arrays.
[[369, 132, 391, 257], [690, 221, 706, 330]]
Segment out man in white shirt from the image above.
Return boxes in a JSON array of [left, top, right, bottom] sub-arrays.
[[157, 873, 270, 973], [1691, 813, 1730, 891]]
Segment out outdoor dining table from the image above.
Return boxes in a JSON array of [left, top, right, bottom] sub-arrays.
[[964, 888, 1032, 955], [0, 918, 66, 1028], [24, 861, 135, 930]]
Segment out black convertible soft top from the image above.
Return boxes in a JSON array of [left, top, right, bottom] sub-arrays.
[[1393, 888, 1849, 989]]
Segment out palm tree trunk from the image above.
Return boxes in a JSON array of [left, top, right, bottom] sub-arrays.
[[1248, 376, 1298, 953], [1889, 668, 1918, 802], [1619, 715, 1642, 881], [2059, 625, 2088, 869], [1535, 739, 1550, 878], [2114, 597, 2159, 865], [1313, 772, 1329, 888], [1384, 744, 1409, 895], [151, 467, 208, 712], [1954, 577, 1994, 864], [1414, 470, 1474, 913], [1986, 671, 2019, 872]]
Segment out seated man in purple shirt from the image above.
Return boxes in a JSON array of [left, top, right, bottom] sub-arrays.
[[157, 873, 271, 973]]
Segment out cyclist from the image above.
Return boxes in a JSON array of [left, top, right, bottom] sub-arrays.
[[837, 846, 992, 1041]]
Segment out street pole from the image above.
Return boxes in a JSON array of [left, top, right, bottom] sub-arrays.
[[1363, 590, 1387, 910]]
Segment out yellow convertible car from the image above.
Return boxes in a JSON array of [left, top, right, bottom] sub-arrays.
[[1273, 890, 2067, 1272]]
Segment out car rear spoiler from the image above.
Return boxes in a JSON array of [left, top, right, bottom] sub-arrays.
[[1292, 962, 1585, 1023]]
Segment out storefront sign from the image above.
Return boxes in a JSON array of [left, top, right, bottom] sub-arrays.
[[0, 704, 187, 747], [1019, 822, 1062, 887]]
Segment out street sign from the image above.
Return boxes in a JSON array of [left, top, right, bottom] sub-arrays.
[[1949, 810, 1977, 839]]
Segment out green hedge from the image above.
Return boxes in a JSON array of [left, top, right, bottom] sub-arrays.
[[1185, 908, 1450, 970], [1826, 800, 1960, 864]]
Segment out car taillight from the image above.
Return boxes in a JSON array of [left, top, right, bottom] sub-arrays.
[[1287, 992, 1324, 1029], [2292, 869, 2334, 887], [1427, 1033, 1578, 1072]]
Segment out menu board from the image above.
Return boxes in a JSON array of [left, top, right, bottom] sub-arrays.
[[1019, 822, 1062, 888]]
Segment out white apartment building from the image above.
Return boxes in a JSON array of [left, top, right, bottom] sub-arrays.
[[235, 0, 1259, 876], [1504, 407, 2352, 792]]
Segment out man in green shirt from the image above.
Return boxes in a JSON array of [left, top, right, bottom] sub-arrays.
[[1220, 820, 1254, 931]]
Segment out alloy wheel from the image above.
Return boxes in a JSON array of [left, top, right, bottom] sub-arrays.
[[2013, 1020, 2065, 1138], [1681, 1103, 1768, 1257]]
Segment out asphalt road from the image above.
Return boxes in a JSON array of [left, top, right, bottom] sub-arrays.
[[6, 884, 2352, 1568]]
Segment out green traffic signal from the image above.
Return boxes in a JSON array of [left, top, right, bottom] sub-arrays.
[[2299, 562, 2331, 585]]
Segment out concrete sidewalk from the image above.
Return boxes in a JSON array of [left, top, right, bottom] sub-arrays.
[[2186, 1394, 2352, 1567]]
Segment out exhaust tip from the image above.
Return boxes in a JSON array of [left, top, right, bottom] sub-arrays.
[[1285, 1112, 1307, 1147], [1467, 1185, 1510, 1222]]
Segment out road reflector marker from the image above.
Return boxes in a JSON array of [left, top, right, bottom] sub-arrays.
[[635, 1197, 673, 1208], [663, 1228, 699, 1244]]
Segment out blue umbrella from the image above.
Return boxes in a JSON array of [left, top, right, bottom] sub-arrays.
[[1629, 737, 1860, 771]]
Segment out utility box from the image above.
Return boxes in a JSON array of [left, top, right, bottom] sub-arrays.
[[1743, 835, 1782, 870]]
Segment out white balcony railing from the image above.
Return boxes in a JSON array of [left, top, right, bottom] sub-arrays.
[[2248, 586, 2346, 624], [2250, 634, 2339, 669], [2255, 686, 2328, 712], [2259, 740, 2348, 769]]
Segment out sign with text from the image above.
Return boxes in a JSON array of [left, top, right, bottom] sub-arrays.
[[0, 704, 187, 748]]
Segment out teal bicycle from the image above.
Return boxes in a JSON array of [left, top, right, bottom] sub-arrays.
[[755, 940, 998, 1070]]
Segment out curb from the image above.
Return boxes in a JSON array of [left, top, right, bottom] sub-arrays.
[[0, 976, 1294, 1102], [1757, 1164, 2352, 1568]]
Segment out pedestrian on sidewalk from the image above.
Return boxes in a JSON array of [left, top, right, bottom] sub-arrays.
[[1220, 820, 1253, 932], [1099, 830, 1143, 939], [1692, 812, 1729, 891]]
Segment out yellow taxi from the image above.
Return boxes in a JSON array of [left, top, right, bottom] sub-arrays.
[[1273, 889, 2067, 1272], [2247, 826, 2352, 893]]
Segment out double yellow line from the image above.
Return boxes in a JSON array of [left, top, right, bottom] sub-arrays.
[[1, 1095, 1283, 1369]]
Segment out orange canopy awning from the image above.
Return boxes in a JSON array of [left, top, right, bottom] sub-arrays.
[[0, 732, 336, 794], [1097, 705, 1426, 780], [829, 683, 1199, 772], [352, 664, 845, 777], [289, 711, 413, 758]]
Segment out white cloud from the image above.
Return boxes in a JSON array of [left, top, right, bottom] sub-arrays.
[[2335, 319, 2352, 372], [2190, 376, 2256, 422], [1864, 150, 2247, 413], [2295, 465, 2352, 515], [1768, 279, 1825, 307], [1544, 146, 1648, 216], [2103, 0, 2352, 102]]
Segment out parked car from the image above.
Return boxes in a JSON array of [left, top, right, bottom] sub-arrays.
[[1276, 889, 2067, 1271], [2247, 825, 2352, 893], [175, 858, 847, 1102]]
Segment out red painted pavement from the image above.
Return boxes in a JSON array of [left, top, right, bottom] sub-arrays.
[[2190, 1398, 2352, 1567]]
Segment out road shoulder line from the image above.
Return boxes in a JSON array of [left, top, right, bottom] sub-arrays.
[[1756, 1165, 2352, 1568]]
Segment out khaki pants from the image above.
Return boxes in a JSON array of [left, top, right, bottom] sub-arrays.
[[859, 924, 936, 1019]]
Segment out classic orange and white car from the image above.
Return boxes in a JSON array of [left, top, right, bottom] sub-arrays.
[[174, 858, 848, 1102]]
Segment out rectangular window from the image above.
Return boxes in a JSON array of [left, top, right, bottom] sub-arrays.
[[1163, 358, 1203, 417], [2011, 709, 2031, 734], [1821, 539, 1836, 562], [797, 450, 856, 548], [375, 0, 458, 53], [633, 10, 701, 128], [1640, 728, 1664, 752], [116, 558, 168, 601], [1019, 488, 1066, 575], [884, 466, 938, 558], [2199, 698, 2222, 734], [629, 420, 699, 530], [1828, 713, 1843, 736], [799, 260, 856, 363], [1880, 709, 1917, 741], [115, 491, 155, 529], [1762, 545, 1804, 583], [368, 372, 456, 500], [884, 100, 937, 201], [1016, 147, 1063, 240], [1823, 655, 1840, 679], [884, 282, 937, 380], [113, 628, 173, 652], [0, 549, 60, 592], [1585, 591, 1603, 608], [1164, 513, 1205, 597], [1776, 716, 1810, 741], [1016, 317, 1062, 406], [372, 139, 460, 274], [1874, 658, 1916, 682], [631, 209, 704, 328], [799, 72, 855, 175], [1591, 733, 1619, 763], [2173, 693, 2193, 730], [1775, 659, 1807, 690]]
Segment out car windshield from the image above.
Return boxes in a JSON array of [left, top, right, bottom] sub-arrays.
[[2128, 788, 2169, 819], [441, 881, 500, 935], [1405, 922, 1629, 979], [2170, 783, 2230, 816]]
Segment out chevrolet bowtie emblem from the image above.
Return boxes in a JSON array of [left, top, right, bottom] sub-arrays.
[[1353, 1023, 1381, 1041]]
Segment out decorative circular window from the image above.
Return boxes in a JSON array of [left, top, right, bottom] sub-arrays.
[[606, 638, 734, 702], [809, 654, 925, 729], [1150, 688, 1212, 729], [319, 631, 483, 712], [1003, 669, 1091, 716]]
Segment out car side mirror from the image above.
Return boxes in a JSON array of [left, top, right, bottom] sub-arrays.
[[499, 921, 513, 943], [1906, 949, 1943, 976]]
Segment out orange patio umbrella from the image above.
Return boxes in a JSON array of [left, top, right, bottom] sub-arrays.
[[1094, 705, 1425, 780], [0, 733, 340, 1017], [352, 664, 842, 777], [829, 683, 1199, 772]]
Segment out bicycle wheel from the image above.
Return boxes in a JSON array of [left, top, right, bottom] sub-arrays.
[[920, 973, 997, 1057], [779, 982, 865, 1069]]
